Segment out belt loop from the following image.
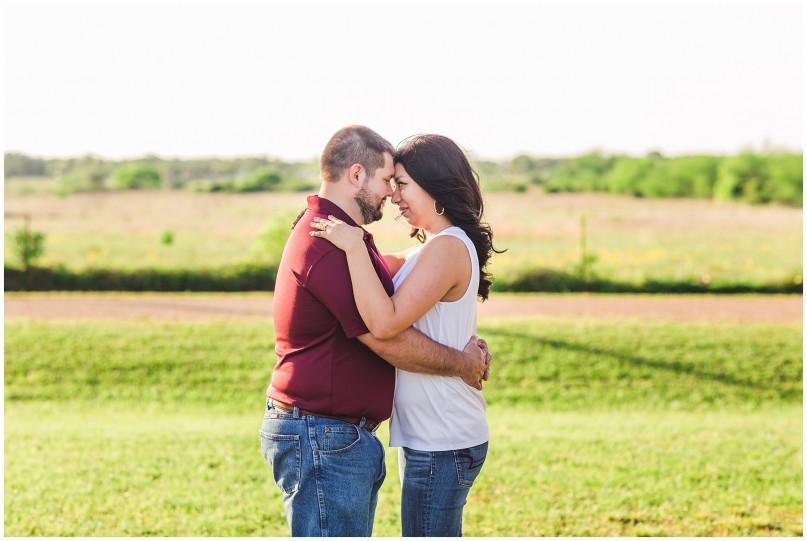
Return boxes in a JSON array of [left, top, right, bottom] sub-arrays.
[[293, 406, 300, 419], [359, 417, 367, 429]]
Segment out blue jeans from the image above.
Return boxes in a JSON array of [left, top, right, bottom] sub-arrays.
[[259, 401, 386, 536], [398, 441, 488, 537]]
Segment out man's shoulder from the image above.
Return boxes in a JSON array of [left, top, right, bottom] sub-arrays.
[[282, 227, 348, 284]]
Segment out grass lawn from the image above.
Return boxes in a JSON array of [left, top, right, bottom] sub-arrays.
[[4, 317, 803, 536]]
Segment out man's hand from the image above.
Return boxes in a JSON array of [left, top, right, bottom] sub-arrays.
[[460, 335, 489, 390], [478, 337, 491, 382]]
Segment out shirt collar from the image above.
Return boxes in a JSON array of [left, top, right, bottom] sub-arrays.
[[303, 195, 372, 241]]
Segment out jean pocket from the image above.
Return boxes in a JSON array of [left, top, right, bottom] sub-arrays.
[[260, 431, 301, 494], [320, 424, 361, 455], [454, 442, 488, 488]]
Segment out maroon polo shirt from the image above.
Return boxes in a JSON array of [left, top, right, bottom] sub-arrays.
[[267, 195, 396, 422]]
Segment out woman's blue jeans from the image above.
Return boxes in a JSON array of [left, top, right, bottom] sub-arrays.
[[398, 441, 488, 537], [259, 401, 386, 536]]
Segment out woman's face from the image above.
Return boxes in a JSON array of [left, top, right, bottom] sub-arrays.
[[391, 163, 436, 229]]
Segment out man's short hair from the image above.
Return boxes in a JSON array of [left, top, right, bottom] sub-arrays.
[[321, 125, 395, 182]]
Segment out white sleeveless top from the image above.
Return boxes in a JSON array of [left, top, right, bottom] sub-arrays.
[[388, 226, 489, 451]]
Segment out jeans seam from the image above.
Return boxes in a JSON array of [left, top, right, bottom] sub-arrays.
[[308, 417, 328, 536], [424, 451, 435, 537], [372, 433, 386, 483], [454, 449, 472, 488]]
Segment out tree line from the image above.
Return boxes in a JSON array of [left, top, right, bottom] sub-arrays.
[[538, 151, 802, 206], [5, 150, 802, 205], [4, 153, 320, 193]]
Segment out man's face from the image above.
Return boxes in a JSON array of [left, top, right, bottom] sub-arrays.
[[355, 152, 394, 225]]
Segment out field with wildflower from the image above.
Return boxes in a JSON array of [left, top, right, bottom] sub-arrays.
[[3, 190, 802, 290]]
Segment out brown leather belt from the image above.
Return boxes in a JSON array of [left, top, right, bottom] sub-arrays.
[[269, 399, 380, 432]]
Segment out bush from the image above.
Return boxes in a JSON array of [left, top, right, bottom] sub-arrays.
[[5, 262, 801, 294], [249, 211, 298, 265], [714, 153, 767, 203], [58, 163, 109, 194], [111, 164, 162, 190], [160, 230, 174, 246], [604, 158, 654, 196], [490, 267, 803, 294], [8, 225, 45, 271], [764, 153, 803, 206], [4, 263, 278, 292], [235, 168, 282, 192]]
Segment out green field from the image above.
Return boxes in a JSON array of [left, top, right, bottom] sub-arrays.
[[4, 190, 803, 287], [4, 317, 802, 536]]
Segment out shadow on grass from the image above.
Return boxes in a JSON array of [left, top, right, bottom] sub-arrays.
[[483, 327, 800, 399]]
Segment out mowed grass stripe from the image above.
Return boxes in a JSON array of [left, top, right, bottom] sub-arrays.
[[4, 404, 801, 536], [4, 319, 801, 411]]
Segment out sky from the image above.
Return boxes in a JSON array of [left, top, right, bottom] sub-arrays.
[[3, 1, 804, 161]]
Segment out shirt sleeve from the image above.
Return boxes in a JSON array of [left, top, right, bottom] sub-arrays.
[[305, 248, 370, 339]]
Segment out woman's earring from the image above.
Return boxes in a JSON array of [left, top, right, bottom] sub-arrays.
[[434, 201, 445, 216]]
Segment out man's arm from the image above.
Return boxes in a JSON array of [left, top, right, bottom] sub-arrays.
[[381, 246, 420, 278], [357, 327, 489, 390]]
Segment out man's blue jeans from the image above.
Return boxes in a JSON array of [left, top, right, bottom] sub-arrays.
[[398, 442, 488, 537], [259, 401, 386, 536]]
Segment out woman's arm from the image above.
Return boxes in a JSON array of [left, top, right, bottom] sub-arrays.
[[310, 216, 469, 340]]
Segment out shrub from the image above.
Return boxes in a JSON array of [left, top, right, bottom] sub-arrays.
[[250, 211, 299, 265], [8, 225, 45, 272], [160, 230, 175, 246], [764, 153, 803, 206], [238, 168, 282, 192], [111, 164, 162, 190], [58, 163, 109, 194], [604, 158, 654, 196]]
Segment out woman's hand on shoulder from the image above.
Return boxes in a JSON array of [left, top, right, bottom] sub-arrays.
[[309, 215, 364, 253]]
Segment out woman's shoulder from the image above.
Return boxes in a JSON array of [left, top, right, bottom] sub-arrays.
[[436, 226, 470, 240], [420, 230, 470, 262], [433, 227, 475, 253]]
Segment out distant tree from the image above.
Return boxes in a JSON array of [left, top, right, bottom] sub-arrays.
[[111, 164, 162, 190], [235, 168, 282, 192], [59, 159, 109, 193], [509, 154, 535, 174], [4, 153, 46, 176], [714, 153, 767, 203], [545, 152, 617, 192], [764, 153, 803, 206], [604, 158, 655, 196]]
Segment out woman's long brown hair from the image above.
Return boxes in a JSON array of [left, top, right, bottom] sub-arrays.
[[394, 134, 505, 300]]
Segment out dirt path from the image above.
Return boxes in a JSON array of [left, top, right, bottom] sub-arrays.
[[4, 293, 802, 323]]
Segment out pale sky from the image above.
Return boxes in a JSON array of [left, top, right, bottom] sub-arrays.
[[4, 1, 804, 161]]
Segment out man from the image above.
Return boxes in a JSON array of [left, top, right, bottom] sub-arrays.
[[259, 125, 490, 537]]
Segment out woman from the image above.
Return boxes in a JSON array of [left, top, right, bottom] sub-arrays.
[[310, 134, 501, 537]]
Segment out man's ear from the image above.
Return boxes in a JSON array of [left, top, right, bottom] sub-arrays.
[[347, 163, 365, 189]]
